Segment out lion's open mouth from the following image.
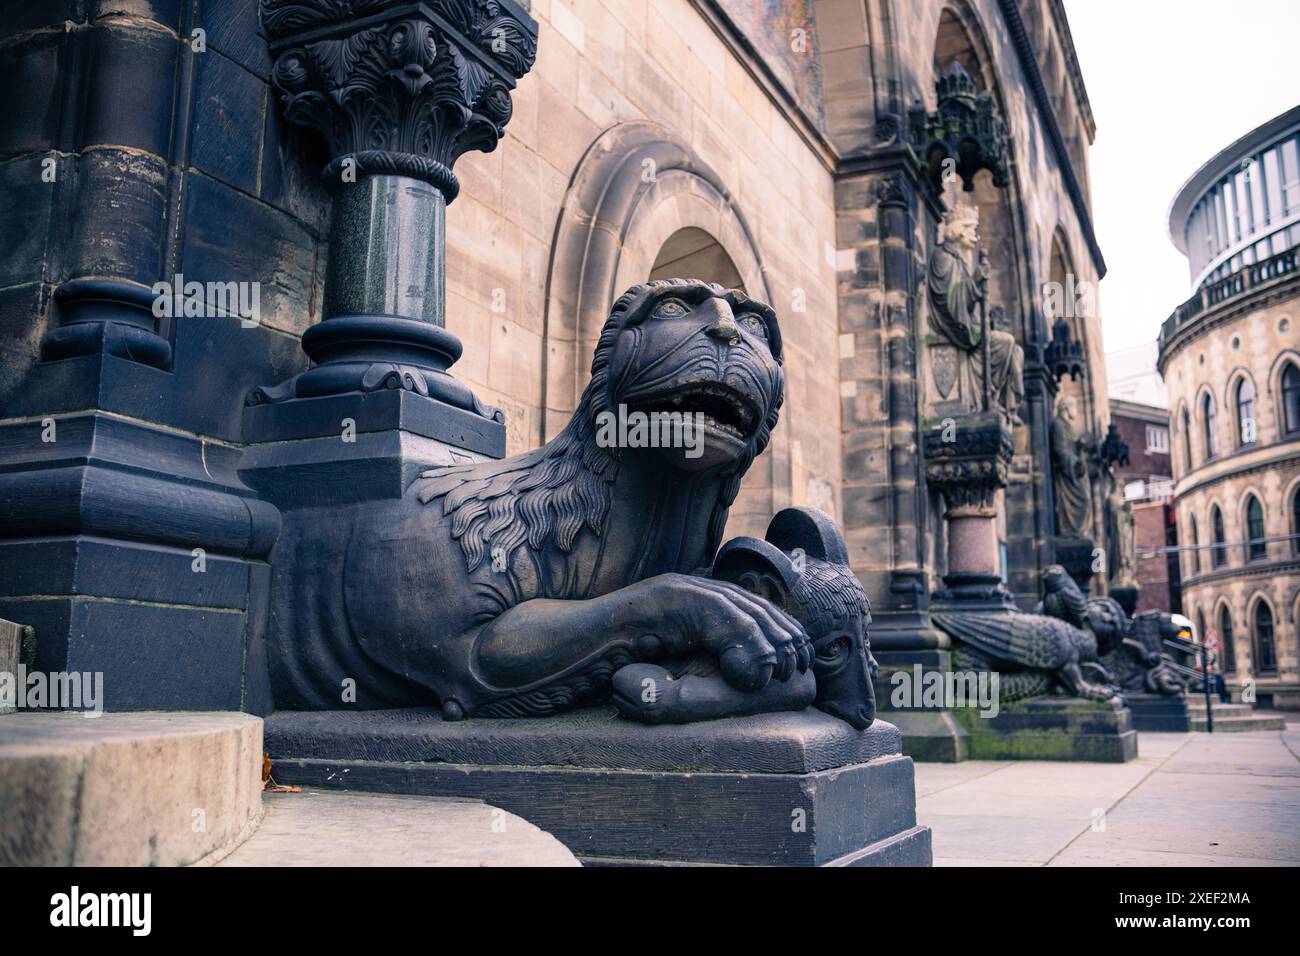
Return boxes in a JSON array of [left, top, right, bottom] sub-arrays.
[[631, 382, 759, 440]]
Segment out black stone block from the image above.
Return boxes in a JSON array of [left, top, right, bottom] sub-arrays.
[[266, 708, 932, 866], [200, 0, 272, 79], [1124, 692, 1191, 732], [191, 49, 267, 196]]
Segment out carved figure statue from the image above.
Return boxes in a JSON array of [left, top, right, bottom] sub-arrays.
[[1051, 397, 1093, 537], [1105, 488, 1137, 588], [933, 565, 1122, 703], [267, 280, 876, 728], [1098, 608, 1188, 697], [614, 507, 877, 728], [926, 204, 1024, 421]]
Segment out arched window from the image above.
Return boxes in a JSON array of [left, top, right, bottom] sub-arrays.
[[1211, 506, 1227, 567], [1283, 363, 1300, 436], [1219, 605, 1236, 673], [1188, 514, 1200, 574], [1235, 378, 1256, 445], [1202, 393, 1218, 458], [1252, 602, 1276, 673], [1292, 486, 1300, 556], [1245, 496, 1267, 561], [1181, 406, 1193, 469]]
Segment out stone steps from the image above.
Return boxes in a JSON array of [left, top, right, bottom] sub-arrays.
[[1189, 714, 1287, 732], [0, 710, 581, 866], [0, 711, 264, 866], [1186, 701, 1256, 717]]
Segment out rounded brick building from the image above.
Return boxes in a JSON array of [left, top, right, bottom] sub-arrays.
[[1159, 105, 1300, 709]]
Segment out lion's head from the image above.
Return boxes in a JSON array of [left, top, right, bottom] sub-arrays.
[[589, 279, 784, 468], [415, 279, 785, 579]]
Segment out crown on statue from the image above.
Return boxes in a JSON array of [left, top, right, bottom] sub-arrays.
[[942, 204, 980, 229]]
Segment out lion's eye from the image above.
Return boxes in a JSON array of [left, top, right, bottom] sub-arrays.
[[655, 298, 689, 317], [739, 314, 768, 340]]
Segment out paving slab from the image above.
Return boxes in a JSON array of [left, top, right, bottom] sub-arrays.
[[218, 790, 579, 867], [916, 727, 1300, 867]]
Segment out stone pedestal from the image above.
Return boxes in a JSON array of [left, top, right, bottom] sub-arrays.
[[1053, 535, 1096, 592], [264, 707, 933, 866], [952, 697, 1137, 761], [1124, 692, 1191, 732]]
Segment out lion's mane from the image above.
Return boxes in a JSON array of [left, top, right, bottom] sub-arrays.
[[410, 279, 783, 596]]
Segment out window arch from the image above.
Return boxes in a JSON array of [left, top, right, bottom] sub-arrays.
[[1292, 484, 1300, 556], [1235, 377, 1256, 446], [1202, 392, 1218, 458], [1252, 600, 1277, 674], [1218, 603, 1236, 674], [1180, 405, 1193, 470], [1211, 505, 1227, 568], [1244, 495, 1267, 561], [1188, 513, 1200, 574], [1282, 362, 1300, 436]]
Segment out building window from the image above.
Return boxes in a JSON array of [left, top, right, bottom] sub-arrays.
[[1189, 514, 1200, 574], [1219, 605, 1236, 674], [1211, 506, 1227, 567], [1253, 602, 1277, 674], [1145, 424, 1169, 454], [1245, 496, 1266, 561], [1236, 378, 1256, 445], [1292, 487, 1300, 556], [1282, 362, 1300, 436], [1202, 393, 1218, 458], [1181, 407, 1192, 469]]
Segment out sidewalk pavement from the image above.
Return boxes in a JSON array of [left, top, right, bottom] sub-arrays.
[[914, 717, 1300, 866]]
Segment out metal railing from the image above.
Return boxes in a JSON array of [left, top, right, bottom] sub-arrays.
[[1159, 244, 1299, 353]]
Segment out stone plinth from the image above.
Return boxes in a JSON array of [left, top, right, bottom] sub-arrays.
[[950, 697, 1137, 762], [1124, 692, 1191, 732], [265, 707, 933, 866]]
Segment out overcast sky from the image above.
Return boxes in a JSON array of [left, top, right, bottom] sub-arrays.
[[1063, 0, 1299, 353]]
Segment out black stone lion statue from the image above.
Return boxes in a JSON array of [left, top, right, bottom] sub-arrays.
[[268, 279, 877, 728]]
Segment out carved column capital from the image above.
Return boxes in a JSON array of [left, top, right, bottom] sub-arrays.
[[923, 411, 1015, 512], [261, 0, 538, 200]]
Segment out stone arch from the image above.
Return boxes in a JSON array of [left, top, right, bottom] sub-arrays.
[[926, 0, 1059, 599], [1193, 382, 1219, 460], [1267, 350, 1300, 438], [1047, 227, 1095, 426], [1224, 366, 1259, 446], [1175, 399, 1192, 474], [1239, 487, 1268, 562], [1247, 591, 1279, 674], [1284, 473, 1300, 558], [541, 121, 771, 443], [1185, 508, 1201, 577], [647, 228, 746, 289], [1208, 498, 1228, 568], [1214, 596, 1238, 673]]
